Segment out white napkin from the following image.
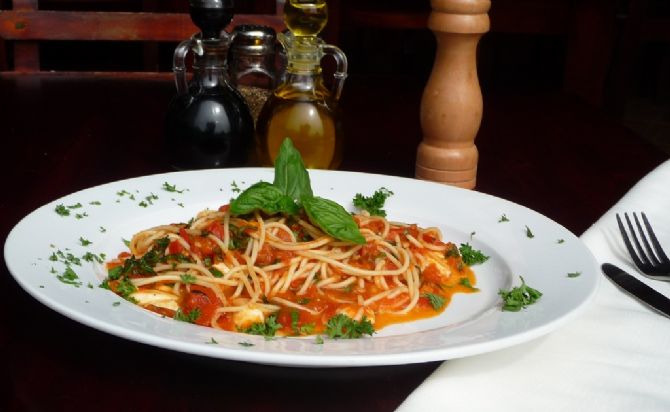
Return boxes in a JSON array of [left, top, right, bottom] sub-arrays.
[[397, 159, 670, 412]]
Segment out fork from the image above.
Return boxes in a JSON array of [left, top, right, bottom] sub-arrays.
[[616, 212, 670, 280]]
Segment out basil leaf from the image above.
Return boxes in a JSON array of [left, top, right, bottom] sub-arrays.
[[230, 182, 299, 216], [273, 138, 313, 200], [301, 196, 366, 244], [275, 194, 301, 215]]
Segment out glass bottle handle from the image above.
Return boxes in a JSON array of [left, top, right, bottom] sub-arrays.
[[173, 39, 193, 95], [322, 44, 348, 101]]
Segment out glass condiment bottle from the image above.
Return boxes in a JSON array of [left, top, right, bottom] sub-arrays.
[[255, 0, 348, 169], [228, 24, 279, 123], [165, 0, 254, 170]]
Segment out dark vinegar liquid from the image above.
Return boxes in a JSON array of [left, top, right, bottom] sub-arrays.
[[165, 85, 254, 170]]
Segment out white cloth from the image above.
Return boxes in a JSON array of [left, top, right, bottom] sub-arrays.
[[398, 159, 670, 412]]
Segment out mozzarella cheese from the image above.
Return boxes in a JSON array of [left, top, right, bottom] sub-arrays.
[[130, 289, 180, 311]]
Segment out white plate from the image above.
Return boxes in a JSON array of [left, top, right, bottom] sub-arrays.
[[4, 169, 599, 367]]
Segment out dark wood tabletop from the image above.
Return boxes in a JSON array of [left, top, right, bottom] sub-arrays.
[[1, 73, 667, 412]]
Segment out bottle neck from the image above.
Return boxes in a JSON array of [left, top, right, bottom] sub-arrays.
[[193, 67, 233, 90], [275, 70, 332, 103], [282, 70, 323, 91], [280, 33, 324, 76], [286, 61, 322, 77], [191, 37, 232, 90], [193, 38, 229, 70]]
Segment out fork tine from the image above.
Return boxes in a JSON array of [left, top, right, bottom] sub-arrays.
[[633, 213, 661, 266], [624, 212, 652, 266], [641, 212, 670, 264], [617, 213, 648, 269]]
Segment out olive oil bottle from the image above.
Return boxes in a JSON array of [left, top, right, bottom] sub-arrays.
[[255, 0, 348, 169]]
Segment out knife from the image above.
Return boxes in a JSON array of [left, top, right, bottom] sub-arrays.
[[601, 263, 670, 318]]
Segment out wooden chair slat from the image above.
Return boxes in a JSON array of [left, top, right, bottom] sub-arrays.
[[0, 10, 284, 42]]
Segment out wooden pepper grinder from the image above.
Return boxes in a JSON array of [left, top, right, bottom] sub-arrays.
[[415, 0, 490, 189]]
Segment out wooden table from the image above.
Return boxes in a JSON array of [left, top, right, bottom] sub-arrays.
[[1, 73, 666, 411]]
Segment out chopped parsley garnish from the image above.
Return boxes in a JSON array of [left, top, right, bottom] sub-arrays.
[[209, 267, 224, 278], [207, 337, 219, 344], [50, 250, 82, 266], [315, 335, 324, 344], [557, 239, 565, 244], [353, 187, 394, 217], [288, 311, 316, 336], [244, 314, 281, 339], [115, 254, 155, 277], [458, 243, 489, 266], [113, 302, 121, 307], [180, 274, 197, 284], [238, 341, 254, 347], [324, 314, 375, 339], [421, 293, 446, 311], [74, 212, 88, 219], [106, 265, 123, 280], [299, 323, 316, 335], [53, 203, 86, 217], [79, 237, 92, 246], [231, 181, 241, 194], [56, 267, 82, 287], [290, 311, 300, 334], [82, 251, 105, 263], [116, 278, 137, 300], [138, 193, 159, 208], [164, 253, 192, 264], [525, 225, 535, 238], [228, 225, 251, 251], [459, 277, 479, 291], [103, 238, 169, 300], [499, 276, 542, 311], [55, 204, 70, 216], [498, 214, 510, 222], [89, 201, 102, 206], [567, 271, 581, 278], [175, 308, 201, 323], [163, 182, 185, 193]]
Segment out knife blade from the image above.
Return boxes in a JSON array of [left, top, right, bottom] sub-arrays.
[[601, 263, 670, 318]]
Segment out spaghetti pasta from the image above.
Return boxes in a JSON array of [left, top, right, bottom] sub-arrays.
[[103, 207, 480, 337]]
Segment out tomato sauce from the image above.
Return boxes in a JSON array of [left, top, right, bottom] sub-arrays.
[[108, 212, 482, 337]]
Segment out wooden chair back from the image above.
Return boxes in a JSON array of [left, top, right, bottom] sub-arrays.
[[0, 0, 285, 76]]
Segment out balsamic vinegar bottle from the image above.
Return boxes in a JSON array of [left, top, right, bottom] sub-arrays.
[[165, 0, 254, 170]]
